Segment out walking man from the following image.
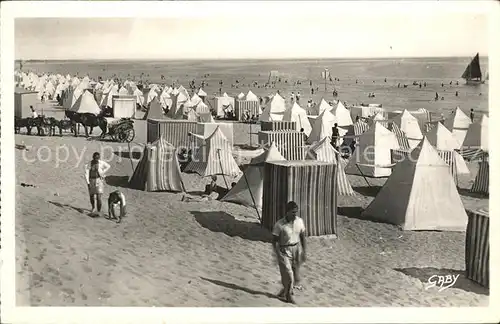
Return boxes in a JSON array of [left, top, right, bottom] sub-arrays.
[[470, 108, 475, 122], [272, 201, 307, 304], [84, 152, 111, 215], [331, 123, 340, 149]]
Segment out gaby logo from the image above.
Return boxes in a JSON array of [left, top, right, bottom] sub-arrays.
[[425, 274, 460, 292]]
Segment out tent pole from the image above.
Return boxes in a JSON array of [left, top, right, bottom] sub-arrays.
[[355, 163, 371, 187], [242, 169, 262, 223], [216, 149, 229, 189]]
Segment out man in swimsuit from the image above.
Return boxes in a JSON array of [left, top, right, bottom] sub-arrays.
[[84, 152, 111, 215], [272, 201, 307, 304]]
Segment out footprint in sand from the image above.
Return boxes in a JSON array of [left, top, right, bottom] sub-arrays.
[[81, 264, 92, 273]]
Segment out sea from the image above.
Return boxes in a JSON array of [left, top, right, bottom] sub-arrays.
[[20, 57, 489, 115]]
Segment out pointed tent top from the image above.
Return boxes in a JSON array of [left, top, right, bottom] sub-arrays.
[[410, 137, 449, 167], [250, 142, 286, 165], [237, 92, 245, 99], [372, 112, 385, 121], [400, 109, 417, 120], [206, 125, 230, 146], [118, 87, 129, 95], [317, 98, 333, 114], [198, 88, 207, 97], [222, 92, 229, 97], [191, 93, 202, 105], [462, 114, 489, 150], [69, 90, 101, 114], [171, 88, 180, 96], [444, 106, 471, 130], [426, 122, 461, 150], [246, 90, 258, 101]]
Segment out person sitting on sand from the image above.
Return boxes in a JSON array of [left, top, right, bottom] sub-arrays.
[[272, 201, 307, 304], [205, 175, 218, 195], [84, 152, 111, 215]]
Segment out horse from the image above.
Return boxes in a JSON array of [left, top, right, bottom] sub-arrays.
[[65, 110, 107, 138], [14, 116, 35, 135], [31, 115, 56, 136], [55, 119, 75, 136]]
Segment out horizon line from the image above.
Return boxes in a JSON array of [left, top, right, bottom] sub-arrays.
[[15, 55, 485, 62]]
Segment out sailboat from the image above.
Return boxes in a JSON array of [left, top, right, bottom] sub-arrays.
[[461, 53, 485, 85]]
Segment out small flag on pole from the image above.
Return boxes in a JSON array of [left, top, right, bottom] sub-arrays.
[[321, 69, 331, 80]]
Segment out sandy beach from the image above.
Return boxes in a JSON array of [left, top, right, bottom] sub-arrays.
[[15, 120, 489, 307]]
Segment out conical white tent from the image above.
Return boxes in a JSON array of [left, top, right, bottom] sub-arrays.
[[331, 100, 353, 126], [133, 88, 144, 107], [69, 90, 102, 115], [306, 137, 355, 196], [345, 122, 399, 177], [307, 109, 337, 144], [443, 107, 471, 146], [246, 90, 259, 101], [198, 88, 207, 97], [393, 110, 423, 149], [237, 92, 245, 100], [283, 102, 312, 136], [361, 137, 468, 231], [221, 143, 285, 209], [462, 114, 488, 152], [184, 126, 241, 177], [259, 93, 286, 121], [118, 86, 129, 96], [426, 122, 461, 150], [316, 99, 333, 116]]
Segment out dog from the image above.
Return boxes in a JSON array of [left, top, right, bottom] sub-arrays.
[[107, 190, 126, 223]]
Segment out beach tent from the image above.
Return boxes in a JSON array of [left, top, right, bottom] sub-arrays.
[[307, 109, 337, 144], [166, 92, 185, 119], [345, 122, 399, 178], [118, 86, 129, 96], [246, 90, 259, 101], [184, 126, 241, 177], [194, 101, 210, 114], [104, 85, 119, 108], [471, 159, 489, 195], [361, 137, 468, 231], [143, 97, 166, 120], [283, 102, 312, 136], [315, 99, 333, 116], [306, 137, 355, 195], [221, 143, 286, 209], [69, 90, 102, 115], [198, 88, 207, 98], [443, 107, 471, 146], [129, 137, 185, 192], [425, 122, 469, 175], [343, 119, 370, 146], [331, 100, 353, 126], [426, 122, 461, 150], [159, 88, 172, 109], [144, 87, 159, 107], [259, 93, 286, 121], [391, 122, 411, 151], [392, 110, 423, 149], [237, 92, 245, 100], [190, 93, 203, 107], [133, 88, 145, 107], [462, 114, 488, 152]]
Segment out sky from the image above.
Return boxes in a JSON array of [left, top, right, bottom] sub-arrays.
[[15, 13, 490, 60]]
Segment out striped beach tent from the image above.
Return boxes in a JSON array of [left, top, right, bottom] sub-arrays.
[[471, 159, 489, 195], [465, 207, 489, 288], [392, 110, 423, 149], [343, 119, 370, 146], [390, 122, 411, 151], [129, 138, 185, 192], [345, 122, 399, 178], [306, 137, 355, 196], [221, 143, 286, 209], [362, 137, 468, 231], [443, 107, 471, 147], [184, 126, 241, 177]]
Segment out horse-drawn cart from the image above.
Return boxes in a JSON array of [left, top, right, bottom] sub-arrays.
[[106, 118, 135, 143]]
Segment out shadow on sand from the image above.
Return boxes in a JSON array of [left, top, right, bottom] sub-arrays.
[[191, 211, 271, 243], [48, 201, 96, 217], [352, 186, 382, 198], [113, 150, 143, 160], [337, 206, 391, 225], [394, 267, 489, 295], [105, 175, 130, 188], [200, 277, 280, 300]]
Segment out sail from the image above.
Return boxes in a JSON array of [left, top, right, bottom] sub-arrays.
[[461, 53, 482, 80]]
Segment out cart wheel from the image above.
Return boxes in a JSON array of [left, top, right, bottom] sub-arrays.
[[123, 128, 135, 143]]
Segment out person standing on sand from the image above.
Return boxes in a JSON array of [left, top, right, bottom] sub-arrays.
[[272, 201, 306, 304], [470, 109, 475, 122], [84, 152, 111, 215]]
